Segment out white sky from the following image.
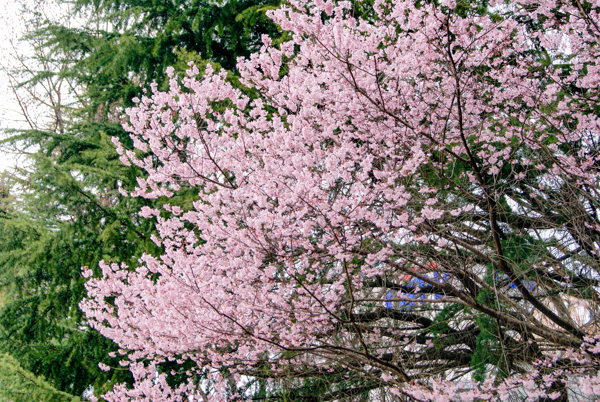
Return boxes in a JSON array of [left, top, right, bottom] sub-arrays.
[[0, 0, 34, 171], [0, 0, 27, 125]]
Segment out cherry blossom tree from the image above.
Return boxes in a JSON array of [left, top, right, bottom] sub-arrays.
[[81, 0, 600, 400]]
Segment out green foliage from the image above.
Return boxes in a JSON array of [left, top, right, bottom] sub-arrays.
[[0, 128, 156, 395], [0, 353, 81, 402], [469, 312, 503, 382], [469, 274, 509, 382], [35, 0, 281, 115]]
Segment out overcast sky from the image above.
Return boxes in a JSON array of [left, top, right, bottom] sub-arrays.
[[0, 0, 70, 172], [1, 0, 28, 130], [0, 0, 32, 171]]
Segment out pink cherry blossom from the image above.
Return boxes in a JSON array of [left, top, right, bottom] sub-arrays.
[[82, 0, 600, 400]]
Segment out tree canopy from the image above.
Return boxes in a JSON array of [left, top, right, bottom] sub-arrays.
[[36, 0, 281, 114]]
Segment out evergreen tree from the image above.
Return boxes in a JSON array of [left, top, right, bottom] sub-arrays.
[[37, 0, 281, 115], [0, 353, 81, 402]]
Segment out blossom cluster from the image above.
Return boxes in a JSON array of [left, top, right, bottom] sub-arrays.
[[81, 0, 600, 400]]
